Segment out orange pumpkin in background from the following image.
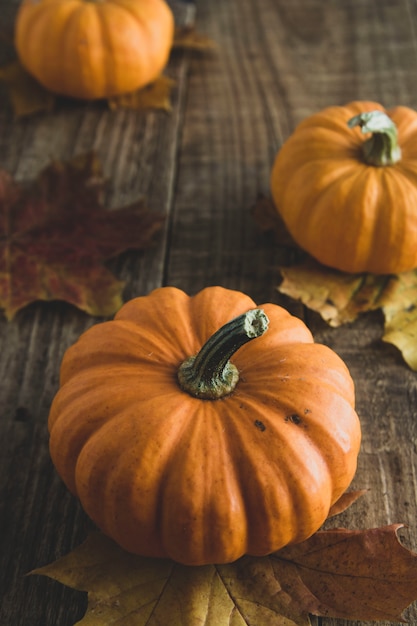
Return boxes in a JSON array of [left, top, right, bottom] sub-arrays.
[[48, 286, 361, 565], [270, 101, 417, 274], [15, 0, 174, 100]]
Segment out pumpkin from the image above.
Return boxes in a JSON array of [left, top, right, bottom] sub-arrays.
[[14, 0, 174, 100], [270, 101, 417, 274], [48, 286, 361, 565]]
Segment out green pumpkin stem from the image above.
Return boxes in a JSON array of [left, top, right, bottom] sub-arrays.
[[178, 309, 269, 399], [348, 110, 401, 166]]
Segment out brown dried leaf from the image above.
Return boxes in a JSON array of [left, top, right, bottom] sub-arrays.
[[0, 153, 164, 319], [276, 524, 417, 622], [108, 75, 176, 112], [0, 60, 55, 117], [173, 25, 218, 51], [32, 524, 417, 625], [0, 61, 175, 117]]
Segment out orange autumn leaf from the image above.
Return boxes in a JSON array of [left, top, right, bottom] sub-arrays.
[[32, 521, 417, 625], [0, 153, 164, 319]]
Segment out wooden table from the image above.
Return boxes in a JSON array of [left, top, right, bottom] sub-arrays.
[[1, 1, 417, 624]]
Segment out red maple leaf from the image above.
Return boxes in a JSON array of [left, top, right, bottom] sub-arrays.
[[0, 153, 164, 319]]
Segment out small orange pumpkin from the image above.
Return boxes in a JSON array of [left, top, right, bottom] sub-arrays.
[[14, 0, 174, 100], [48, 286, 361, 565], [270, 101, 417, 274]]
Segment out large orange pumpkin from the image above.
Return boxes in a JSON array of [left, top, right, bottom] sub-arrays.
[[14, 0, 174, 100], [48, 286, 361, 565], [270, 101, 417, 274]]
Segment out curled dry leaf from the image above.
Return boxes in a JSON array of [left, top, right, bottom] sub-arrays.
[[327, 489, 368, 518], [0, 153, 164, 319], [32, 521, 417, 626]]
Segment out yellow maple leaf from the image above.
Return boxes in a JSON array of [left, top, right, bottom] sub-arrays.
[[278, 260, 417, 370], [279, 260, 388, 326], [31, 533, 309, 626], [378, 272, 417, 370]]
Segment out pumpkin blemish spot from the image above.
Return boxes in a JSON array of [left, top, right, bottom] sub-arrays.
[[254, 420, 266, 432], [285, 414, 302, 425]]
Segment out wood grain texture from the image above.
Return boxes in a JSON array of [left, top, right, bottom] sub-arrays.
[[1, 0, 417, 624], [167, 1, 417, 625], [0, 2, 195, 625]]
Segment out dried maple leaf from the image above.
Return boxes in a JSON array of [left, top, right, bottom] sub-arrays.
[[173, 25, 218, 51], [0, 60, 55, 117], [0, 61, 177, 117], [31, 532, 310, 626], [277, 260, 417, 370], [276, 524, 417, 622], [378, 271, 417, 370], [0, 153, 164, 319], [278, 260, 388, 326], [108, 75, 176, 112], [32, 521, 417, 626]]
